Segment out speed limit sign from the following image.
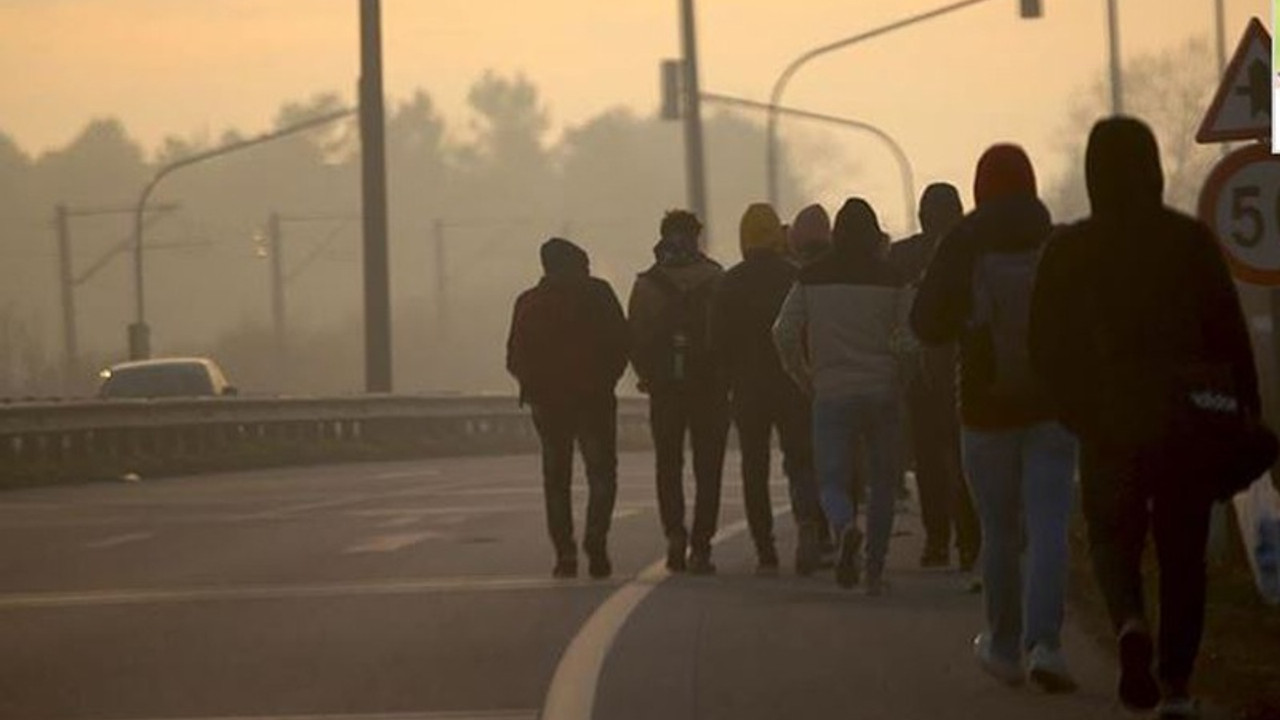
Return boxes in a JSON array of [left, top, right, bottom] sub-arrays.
[[1199, 143, 1280, 286]]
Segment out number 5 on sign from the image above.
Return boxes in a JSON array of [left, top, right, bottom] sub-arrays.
[[1199, 144, 1280, 285]]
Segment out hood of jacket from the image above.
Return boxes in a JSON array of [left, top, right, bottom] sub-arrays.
[[645, 252, 723, 292], [739, 203, 787, 259], [540, 237, 589, 278], [1085, 116, 1164, 220], [974, 144, 1037, 209], [918, 182, 964, 237], [831, 197, 888, 260], [789, 203, 832, 260]]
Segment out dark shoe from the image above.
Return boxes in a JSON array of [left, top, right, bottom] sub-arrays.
[[920, 545, 950, 568], [552, 556, 578, 579], [587, 552, 612, 580], [687, 550, 717, 575], [1118, 623, 1160, 712], [795, 522, 820, 577], [756, 544, 780, 576], [666, 536, 687, 573], [835, 526, 862, 589], [958, 546, 979, 573], [865, 571, 889, 596]]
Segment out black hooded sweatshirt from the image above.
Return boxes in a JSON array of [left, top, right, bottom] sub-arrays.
[[507, 238, 629, 407], [1028, 117, 1259, 442], [912, 194, 1055, 429]]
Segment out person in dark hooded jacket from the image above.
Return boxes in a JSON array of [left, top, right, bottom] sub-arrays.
[[628, 210, 729, 575], [710, 203, 824, 575], [1029, 117, 1259, 718], [889, 183, 980, 571], [774, 198, 910, 594], [912, 145, 1078, 693], [507, 237, 629, 580]]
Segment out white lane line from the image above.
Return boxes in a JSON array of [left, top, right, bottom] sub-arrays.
[[342, 532, 443, 554], [0, 576, 619, 610], [130, 711, 536, 720], [540, 512, 773, 720], [372, 468, 442, 480], [85, 532, 154, 549], [611, 508, 643, 520], [378, 514, 427, 529]]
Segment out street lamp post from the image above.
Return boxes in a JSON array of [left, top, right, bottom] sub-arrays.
[[1106, 0, 1123, 114], [359, 0, 393, 393], [128, 108, 354, 360], [679, 0, 710, 233], [766, 0, 1042, 209], [704, 92, 917, 233]]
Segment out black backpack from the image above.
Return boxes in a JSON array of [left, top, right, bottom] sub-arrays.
[[643, 269, 718, 389]]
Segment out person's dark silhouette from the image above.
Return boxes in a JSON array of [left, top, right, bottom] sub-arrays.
[[774, 198, 908, 594], [710, 203, 824, 575], [889, 183, 980, 571], [628, 211, 729, 575], [506, 237, 629, 579], [912, 145, 1078, 692], [1029, 117, 1260, 716]]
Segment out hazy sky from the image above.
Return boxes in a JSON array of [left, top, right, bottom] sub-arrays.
[[0, 0, 1269, 229]]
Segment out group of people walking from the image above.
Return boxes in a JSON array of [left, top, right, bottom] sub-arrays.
[[506, 117, 1259, 718]]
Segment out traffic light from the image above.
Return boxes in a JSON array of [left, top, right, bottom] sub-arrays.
[[1020, 0, 1042, 18]]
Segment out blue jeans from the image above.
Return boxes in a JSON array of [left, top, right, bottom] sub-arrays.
[[962, 422, 1077, 661], [813, 392, 902, 572]]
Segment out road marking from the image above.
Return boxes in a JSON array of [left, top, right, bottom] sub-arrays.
[[343, 532, 443, 554], [611, 508, 642, 520], [540, 512, 772, 720], [372, 468, 442, 480], [131, 711, 537, 720], [85, 532, 154, 549], [0, 576, 619, 610], [378, 514, 427, 529]]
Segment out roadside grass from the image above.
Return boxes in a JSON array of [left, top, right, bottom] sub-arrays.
[[1068, 502, 1280, 719]]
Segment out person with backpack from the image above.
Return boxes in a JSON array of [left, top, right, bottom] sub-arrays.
[[911, 145, 1077, 693], [506, 237, 629, 579], [1029, 118, 1263, 718], [888, 184, 981, 572], [773, 198, 911, 595], [710, 203, 824, 575], [629, 210, 729, 575]]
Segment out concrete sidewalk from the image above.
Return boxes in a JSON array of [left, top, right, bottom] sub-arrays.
[[591, 497, 1180, 720]]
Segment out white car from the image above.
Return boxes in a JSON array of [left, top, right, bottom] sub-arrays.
[[97, 357, 237, 399]]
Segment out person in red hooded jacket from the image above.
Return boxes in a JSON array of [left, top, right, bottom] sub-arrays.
[[507, 237, 629, 580], [912, 145, 1078, 694]]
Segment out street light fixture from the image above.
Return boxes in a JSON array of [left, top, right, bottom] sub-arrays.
[[765, 0, 1044, 209], [128, 107, 354, 360]]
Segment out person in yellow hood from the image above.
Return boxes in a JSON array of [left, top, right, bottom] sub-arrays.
[[710, 203, 824, 574]]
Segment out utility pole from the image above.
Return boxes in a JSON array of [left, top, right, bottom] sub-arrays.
[[433, 219, 447, 338], [1106, 0, 1124, 115], [360, 0, 393, 392], [678, 0, 710, 237], [54, 204, 79, 381], [267, 212, 286, 360]]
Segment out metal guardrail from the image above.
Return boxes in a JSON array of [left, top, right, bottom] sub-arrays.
[[0, 395, 651, 486]]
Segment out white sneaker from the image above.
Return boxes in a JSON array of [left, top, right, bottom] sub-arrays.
[[1156, 696, 1200, 719], [1027, 644, 1078, 694], [973, 633, 1023, 686]]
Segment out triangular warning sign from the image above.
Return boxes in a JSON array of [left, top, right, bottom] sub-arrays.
[[1198, 18, 1271, 143]]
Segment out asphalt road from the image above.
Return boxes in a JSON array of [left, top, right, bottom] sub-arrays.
[[0, 452, 1144, 720]]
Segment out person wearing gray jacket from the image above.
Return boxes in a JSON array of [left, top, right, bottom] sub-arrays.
[[773, 198, 913, 593]]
